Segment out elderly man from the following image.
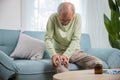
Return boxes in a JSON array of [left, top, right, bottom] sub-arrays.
[[45, 2, 102, 73]]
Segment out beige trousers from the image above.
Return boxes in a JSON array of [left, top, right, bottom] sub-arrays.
[[56, 51, 101, 73]]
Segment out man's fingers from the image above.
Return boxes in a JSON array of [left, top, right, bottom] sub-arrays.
[[53, 59, 57, 67], [62, 58, 68, 67], [64, 60, 69, 68], [57, 57, 61, 62], [52, 54, 69, 67], [52, 55, 59, 67], [63, 58, 69, 68], [64, 60, 68, 65]]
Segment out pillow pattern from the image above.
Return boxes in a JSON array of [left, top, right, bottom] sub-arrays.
[[10, 33, 45, 60]]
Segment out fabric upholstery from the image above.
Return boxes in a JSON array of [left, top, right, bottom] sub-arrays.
[[86, 48, 117, 62], [80, 34, 91, 51], [0, 50, 18, 72], [22, 31, 50, 59], [0, 29, 20, 55], [108, 50, 120, 68], [14, 60, 79, 74]]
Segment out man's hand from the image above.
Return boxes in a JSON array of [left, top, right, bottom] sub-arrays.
[[60, 55, 69, 68], [52, 54, 60, 67]]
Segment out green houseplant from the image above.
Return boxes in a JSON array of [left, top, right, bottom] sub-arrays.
[[104, 0, 120, 49]]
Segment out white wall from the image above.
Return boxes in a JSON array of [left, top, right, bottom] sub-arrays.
[[0, 0, 21, 30], [85, 0, 111, 48], [21, 0, 35, 31]]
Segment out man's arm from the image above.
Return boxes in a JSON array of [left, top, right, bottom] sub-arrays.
[[63, 14, 82, 59], [45, 15, 60, 67], [45, 15, 56, 58]]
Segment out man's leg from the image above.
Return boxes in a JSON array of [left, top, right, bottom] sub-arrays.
[[55, 61, 69, 73], [70, 51, 102, 69]]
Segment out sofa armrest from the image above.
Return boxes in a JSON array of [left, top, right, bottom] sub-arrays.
[[107, 50, 120, 68], [0, 50, 18, 72], [86, 48, 120, 68]]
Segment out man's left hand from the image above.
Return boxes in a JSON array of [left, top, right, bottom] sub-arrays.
[[60, 55, 69, 68]]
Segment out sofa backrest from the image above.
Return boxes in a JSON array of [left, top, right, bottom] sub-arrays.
[[0, 29, 20, 56], [0, 29, 91, 58], [80, 33, 91, 51]]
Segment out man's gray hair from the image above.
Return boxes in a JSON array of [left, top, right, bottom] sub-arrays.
[[57, 2, 75, 14]]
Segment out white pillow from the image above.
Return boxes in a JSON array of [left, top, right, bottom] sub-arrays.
[[10, 33, 45, 60]]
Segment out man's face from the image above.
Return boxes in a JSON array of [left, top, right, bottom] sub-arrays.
[[58, 12, 73, 25]]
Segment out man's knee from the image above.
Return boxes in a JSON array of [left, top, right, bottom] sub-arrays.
[[85, 59, 102, 69]]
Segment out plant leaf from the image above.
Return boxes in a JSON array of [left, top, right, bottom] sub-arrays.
[[104, 14, 113, 34], [109, 35, 120, 49], [115, 0, 120, 17], [109, 0, 116, 11], [111, 10, 120, 33], [104, 14, 118, 39], [116, 0, 120, 6]]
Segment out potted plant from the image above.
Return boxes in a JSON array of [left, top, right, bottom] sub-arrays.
[[104, 0, 120, 49]]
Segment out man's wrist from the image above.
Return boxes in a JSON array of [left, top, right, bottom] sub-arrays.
[[62, 54, 68, 60], [51, 53, 57, 58]]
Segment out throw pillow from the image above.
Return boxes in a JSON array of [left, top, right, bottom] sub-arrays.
[[10, 33, 46, 60]]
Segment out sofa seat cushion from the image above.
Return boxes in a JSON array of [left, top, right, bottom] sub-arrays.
[[14, 59, 80, 74]]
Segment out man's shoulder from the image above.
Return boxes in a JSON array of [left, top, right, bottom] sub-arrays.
[[49, 13, 58, 18], [74, 13, 81, 18], [74, 13, 81, 21]]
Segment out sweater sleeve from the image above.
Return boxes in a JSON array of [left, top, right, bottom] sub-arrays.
[[63, 14, 82, 59], [45, 15, 56, 58]]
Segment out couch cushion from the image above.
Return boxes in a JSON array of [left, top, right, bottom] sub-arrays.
[[14, 60, 80, 74], [22, 31, 50, 59], [10, 33, 46, 60], [0, 29, 20, 55]]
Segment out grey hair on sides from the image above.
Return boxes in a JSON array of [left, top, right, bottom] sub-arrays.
[[57, 2, 75, 14]]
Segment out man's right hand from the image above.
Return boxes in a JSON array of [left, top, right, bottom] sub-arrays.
[[52, 54, 60, 67]]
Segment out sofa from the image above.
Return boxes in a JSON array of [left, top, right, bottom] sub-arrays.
[[0, 29, 120, 80]]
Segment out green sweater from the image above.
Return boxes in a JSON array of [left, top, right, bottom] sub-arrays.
[[45, 13, 82, 59]]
